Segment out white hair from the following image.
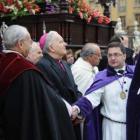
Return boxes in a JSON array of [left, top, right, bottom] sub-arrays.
[[3, 25, 27, 49], [29, 42, 40, 53], [43, 31, 58, 54]]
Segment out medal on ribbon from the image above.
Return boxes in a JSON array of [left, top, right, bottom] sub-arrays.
[[120, 91, 126, 99], [115, 70, 127, 100]]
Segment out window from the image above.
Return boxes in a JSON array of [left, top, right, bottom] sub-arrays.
[[120, 16, 126, 28], [135, 0, 140, 5], [135, 14, 140, 25], [120, 0, 126, 7], [119, 0, 126, 12]]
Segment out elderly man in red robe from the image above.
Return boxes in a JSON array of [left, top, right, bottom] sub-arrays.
[[0, 25, 76, 140]]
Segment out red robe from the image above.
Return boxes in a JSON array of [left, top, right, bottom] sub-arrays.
[[0, 52, 4, 59], [0, 52, 76, 140], [0, 52, 49, 97]]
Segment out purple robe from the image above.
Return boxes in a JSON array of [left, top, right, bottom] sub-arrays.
[[127, 53, 140, 140], [75, 65, 135, 140]]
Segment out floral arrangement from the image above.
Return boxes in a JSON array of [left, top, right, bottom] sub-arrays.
[[35, 0, 59, 14], [67, 0, 111, 24], [35, 0, 45, 2], [45, 1, 59, 14], [0, 0, 40, 20]]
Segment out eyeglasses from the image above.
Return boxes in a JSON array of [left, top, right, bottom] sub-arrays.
[[86, 53, 102, 58], [13, 38, 33, 45], [94, 53, 102, 57], [107, 53, 124, 58], [23, 39, 33, 45]]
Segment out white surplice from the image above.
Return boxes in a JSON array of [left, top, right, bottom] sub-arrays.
[[71, 57, 99, 95], [85, 76, 132, 140], [71, 57, 99, 140]]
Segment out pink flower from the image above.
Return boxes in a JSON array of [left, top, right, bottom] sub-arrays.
[[79, 11, 83, 19], [93, 11, 99, 18], [98, 16, 103, 23], [87, 16, 91, 23], [104, 16, 111, 24], [66, 0, 72, 2], [67, 0, 112, 24], [69, 6, 74, 14]]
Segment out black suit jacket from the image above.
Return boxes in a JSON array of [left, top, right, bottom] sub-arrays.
[[125, 48, 134, 65], [36, 53, 82, 104]]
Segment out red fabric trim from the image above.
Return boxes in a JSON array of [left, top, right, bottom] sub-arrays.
[[55, 59, 65, 71], [0, 53, 50, 97]]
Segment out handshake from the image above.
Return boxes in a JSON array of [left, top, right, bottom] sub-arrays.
[[71, 105, 85, 125], [62, 99, 85, 124]]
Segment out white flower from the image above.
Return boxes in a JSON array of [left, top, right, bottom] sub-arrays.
[[18, 1, 22, 5], [24, 8, 28, 12], [18, 1, 23, 8], [32, 9, 35, 14], [5, 5, 15, 10], [13, 8, 18, 15]]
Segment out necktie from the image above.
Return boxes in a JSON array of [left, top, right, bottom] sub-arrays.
[[58, 60, 65, 72], [118, 70, 124, 74]]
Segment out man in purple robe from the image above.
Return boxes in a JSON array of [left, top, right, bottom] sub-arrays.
[[71, 42, 135, 140], [127, 52, 140, 140]]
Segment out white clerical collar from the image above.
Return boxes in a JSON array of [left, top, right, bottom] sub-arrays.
[[3, 50, 24, 57], [114, 65, 126, 72], [114, 65, 126, 75]]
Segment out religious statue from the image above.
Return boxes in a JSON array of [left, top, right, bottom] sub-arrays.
[[133, 21, 140, 52], [115, 18, 126, 35], [0, 22, 8, 50]]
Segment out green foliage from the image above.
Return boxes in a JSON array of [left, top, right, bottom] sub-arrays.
[[0, 0, 40, 20]]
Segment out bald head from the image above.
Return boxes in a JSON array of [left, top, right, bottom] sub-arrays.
[[80, 43, 102, 66], [80, 43, 100, 58]]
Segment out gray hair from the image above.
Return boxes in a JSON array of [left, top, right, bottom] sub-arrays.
[[80, 43, 97, 59], [43, 31, 58, 53], [29, 42, 39, 53], [3, 25, 27, 49]]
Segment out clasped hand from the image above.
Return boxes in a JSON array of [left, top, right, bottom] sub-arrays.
[[71, 105, 78, 120]]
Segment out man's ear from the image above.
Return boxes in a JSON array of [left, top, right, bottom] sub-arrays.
[[88, 54, 93, 59], [86, 54, 92, 62], [49, 44, 55, 52], [17, 39, 23, 49], [124, 54, 126, 60]]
